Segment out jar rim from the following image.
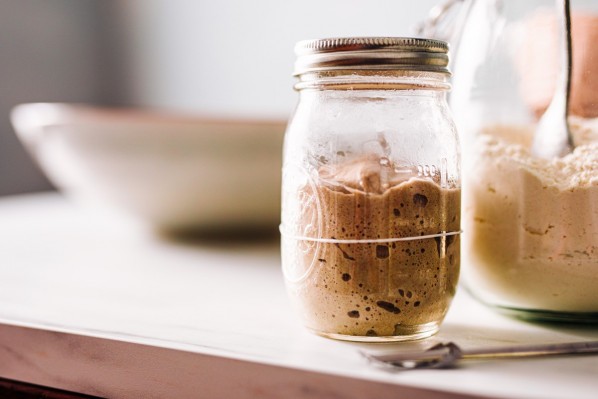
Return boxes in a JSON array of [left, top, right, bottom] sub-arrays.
[[294, 37, 450, 76], [293, 70, 451, 91]]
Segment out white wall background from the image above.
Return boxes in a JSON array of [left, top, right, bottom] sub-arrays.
[[0, 0, 107, 195], [1, 0, 439, 194], [110, 0, 439, 118]]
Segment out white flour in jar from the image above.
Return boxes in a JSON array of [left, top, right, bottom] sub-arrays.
[[463, 117, 598, 312]]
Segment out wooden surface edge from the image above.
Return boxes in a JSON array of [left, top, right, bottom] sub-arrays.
[[0, 323, 498, 399]]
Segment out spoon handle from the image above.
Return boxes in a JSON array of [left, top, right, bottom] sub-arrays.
[[462, 340, 598, 359], [558, 0, 573, 122], [363, 341, 598, 370], [530, 0, 575, 158]]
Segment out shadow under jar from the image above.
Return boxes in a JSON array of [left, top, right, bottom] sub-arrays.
[[280, 37, 462, 342]]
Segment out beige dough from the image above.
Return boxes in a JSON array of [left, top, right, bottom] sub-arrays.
[[284, 156, 460, 337]]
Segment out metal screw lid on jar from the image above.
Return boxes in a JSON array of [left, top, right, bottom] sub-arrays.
[[293, 37, 450, 76]]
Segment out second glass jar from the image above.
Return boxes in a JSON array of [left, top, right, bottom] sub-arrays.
[[280, 37, 462, 341]]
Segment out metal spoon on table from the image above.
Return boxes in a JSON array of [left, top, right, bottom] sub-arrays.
[[530, 0, 574, 159], [362, 340, 598, 370]]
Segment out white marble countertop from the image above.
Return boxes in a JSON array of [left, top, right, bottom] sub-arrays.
[[0, 193, 597, 399]]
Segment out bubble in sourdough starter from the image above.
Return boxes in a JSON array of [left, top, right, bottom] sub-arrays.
[[413, 193, 428, 207], [376, 245, 390, 259], [377, 301, 401, 314]]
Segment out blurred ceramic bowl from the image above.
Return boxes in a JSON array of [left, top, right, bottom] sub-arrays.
[[11, 103, 286, 233]]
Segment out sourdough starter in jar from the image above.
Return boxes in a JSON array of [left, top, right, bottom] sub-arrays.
[[286, 155, 460, 339], [281, 37, 461, 341]]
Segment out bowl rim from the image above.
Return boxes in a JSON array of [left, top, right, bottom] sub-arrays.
[[11, 102, 287, 136]]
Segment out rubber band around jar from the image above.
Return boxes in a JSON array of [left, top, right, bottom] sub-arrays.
[[279, 226, 462, 244]]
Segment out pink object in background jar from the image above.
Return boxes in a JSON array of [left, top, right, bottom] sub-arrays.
[[519, 11, 598, 118]]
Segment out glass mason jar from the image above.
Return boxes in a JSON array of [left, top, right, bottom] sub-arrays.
[[280, 37, 462, 342], [421, 0, 598, 322]]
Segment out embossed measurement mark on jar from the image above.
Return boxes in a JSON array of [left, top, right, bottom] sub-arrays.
[[281, 163, 322, 283], [417, 164, 439, 179]]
